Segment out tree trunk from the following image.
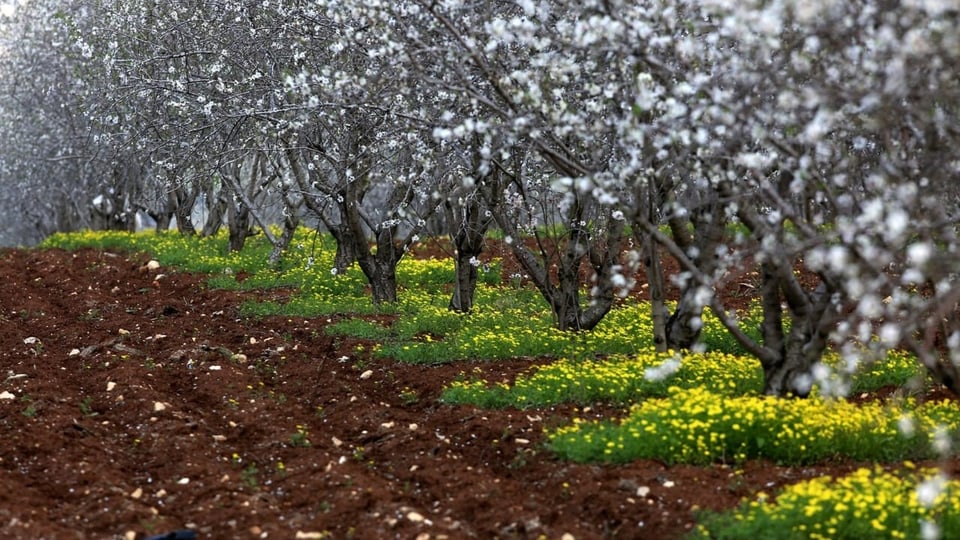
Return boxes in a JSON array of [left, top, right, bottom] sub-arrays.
[[490, 204, 619, 331], [153, 213, 173, 232], [553, 276, 583, 331], [175, 198, 197, 235], [761, 313, 827, 397], [762, 337, 815, 397], [201, 188, 228, 237], [662, 203, 727, 350], [665, 291, 705, 350], [268, 212, 299, 267], [347, 192, 403, 306], [367, 258, 399, 304], [643, 236, 668, 352], [329, 225, 358, 274], [450, 251, 480, 313], [227, 197, 250, 253], [447, 199, 491, 313], [758, 275, 834, 397]]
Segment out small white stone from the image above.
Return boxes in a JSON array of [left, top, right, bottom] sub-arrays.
[[208, 365, 222, 371], [106, 381, 117, 392], [636, 486, 651, 497], [359, 369, 374, 380], [295, 533, 327, 540], [118, 328, 130, 336], [130, 487, 143, 499], [409, 423, 419, 431], [177, 477, 190, 485], [145, 260, 161, 270], [23, 336, 39, 345], [0, 391, 15, 400], [69, 348, 80, 356], [381, 421, 395, 429], [663, 480, 675, 488], [406, 511, 425, 523], [153, 401, 167, 412]]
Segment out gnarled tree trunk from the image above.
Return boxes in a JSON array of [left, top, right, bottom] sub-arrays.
[[448, 213, 488, 312], [492, 193, 625, 331]]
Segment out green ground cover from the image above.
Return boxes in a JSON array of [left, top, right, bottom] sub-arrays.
[[691, 466, 960, 540]]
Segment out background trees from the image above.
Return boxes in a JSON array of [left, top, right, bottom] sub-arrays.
[[2, 0, 959, 396], [0, 0, 120, 244]]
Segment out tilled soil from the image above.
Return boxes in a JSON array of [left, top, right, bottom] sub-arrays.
[[0, 246, 950, 539]]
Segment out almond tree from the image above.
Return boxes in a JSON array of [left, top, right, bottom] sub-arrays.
[[315, 0, 960, 393], [626, 1, 960, 395], [0, 0, 132, 243], [95, 1, 292, 244], [277, 10, 448, 304], [313, 0, 637, 329]]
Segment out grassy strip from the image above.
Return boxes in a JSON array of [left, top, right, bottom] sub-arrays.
[[441, 349, 925, 408], [41, 229, 496, 301], [690, 466, 960, 540], [41, 229, 773, 362], [441, 350, 763, 407], [547, 386, 960, 465], [42, 230, 930, 380]]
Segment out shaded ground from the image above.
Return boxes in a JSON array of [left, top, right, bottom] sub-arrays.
[[0, 246, 953, 539]]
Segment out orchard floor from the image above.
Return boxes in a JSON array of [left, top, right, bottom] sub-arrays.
[[0, 246, 955, 540]]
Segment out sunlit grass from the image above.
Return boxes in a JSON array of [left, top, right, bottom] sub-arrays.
[[440, 348, 926, 409], [441, 349, 763, 407], [42, 229, 931, 384], [43, 228, 770, 363], [547, 386, 960, 465], [690, 465, 960, 540]]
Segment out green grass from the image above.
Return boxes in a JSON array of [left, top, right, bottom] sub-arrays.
[[42, 228, 931, 383], [324, 318, 393, 340], [441, 349, 763, 408], [440, 348, 927, 409], [689, 465, 960, 540], [41, 227, 931, 389], [547, 386, 960, 465]]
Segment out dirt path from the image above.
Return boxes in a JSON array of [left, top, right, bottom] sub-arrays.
[[0, 247, 921, 539]]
